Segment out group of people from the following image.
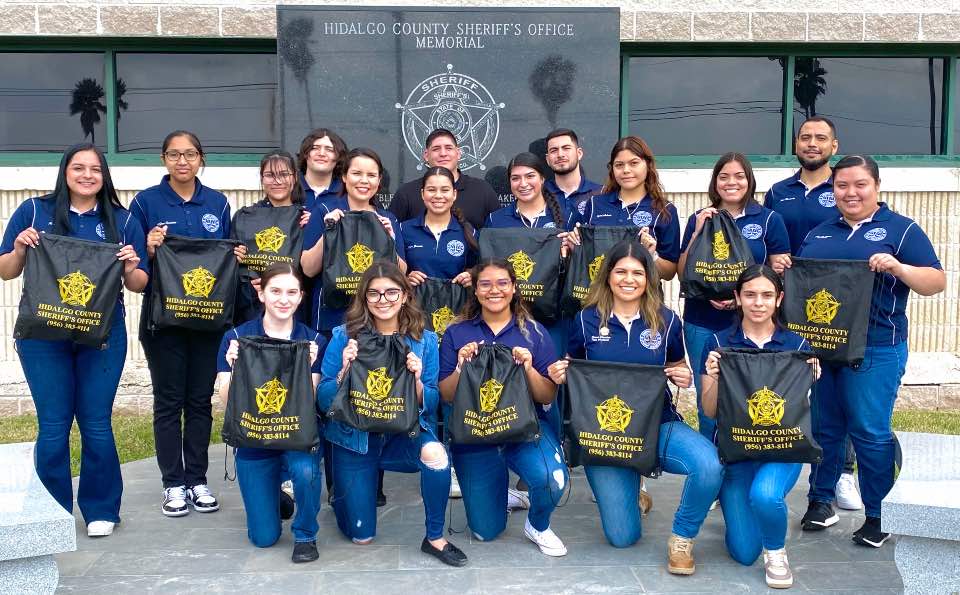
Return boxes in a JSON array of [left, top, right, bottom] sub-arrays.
[[0, 116, 944, 589]]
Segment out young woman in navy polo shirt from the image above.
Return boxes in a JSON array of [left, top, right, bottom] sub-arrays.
[[790, 155, 945, 547], [438, 258, 569, 557], [216, 263, 326, 563], [0, 143, 149, 537], [317, 261, 468, 568], [678, 153, 791, 442], [130, 130, 244, 518], [573, 136, 681, 280], [485, 152, 573, 231], [700, 265, 818, 589], [549, 240, 722, 575]]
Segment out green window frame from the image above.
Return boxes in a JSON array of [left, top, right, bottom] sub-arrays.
[[0, 37, 276, 167], [620, 43, 959, 168]]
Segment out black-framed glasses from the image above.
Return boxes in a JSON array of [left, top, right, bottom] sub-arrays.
[[163, 150, 201, 163], [365, 288, 403, 303]]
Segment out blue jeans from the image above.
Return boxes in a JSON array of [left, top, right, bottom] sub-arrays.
[[16, 315, 126, 523], [585, 420, 723, 545], [236, 449, 323, 546], [331, 432, 450, 541], [720, 461, 802, 564], [451, 423, 567, 539], [808, 342, 907, 517], [684, 321, 717, 441]]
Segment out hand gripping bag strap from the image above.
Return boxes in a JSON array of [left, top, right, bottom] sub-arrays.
[[561, 225, 636, 316], [680, 210, 754, 300]]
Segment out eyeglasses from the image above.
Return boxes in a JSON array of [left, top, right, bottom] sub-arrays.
[[309, 145, 336, 156], [365, 288, 403, 303], [476, 279, 512, 292], [262, 172, 293, 183], [163, 150, 201, 163]]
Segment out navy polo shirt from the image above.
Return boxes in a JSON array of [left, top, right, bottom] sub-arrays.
[[568, 305, 685, 424], [680, 202, 791, 331], [217, 317, 327, 460], [576, 192, 682, 263], [389, 172, 501, 230], [764, 170, 837, 255], [401, 214, 477, 279], [302, 197, 406, 331], [798, 203, 942, 346], [484, 201, 575, 230], [300, 174, 343, 214], [698, 324, 810, 376], [544, 176, 602, 216], [439, 315, 557, 382], [130, 175, 231, 239]]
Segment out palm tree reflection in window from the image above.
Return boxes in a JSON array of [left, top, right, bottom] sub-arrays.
[[70, 78, 106, 145], [794, 58, 827, 119]]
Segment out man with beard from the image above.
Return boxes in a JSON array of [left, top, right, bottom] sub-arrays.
[[543, 128, 602, 216], [764, 116, 864, 514]]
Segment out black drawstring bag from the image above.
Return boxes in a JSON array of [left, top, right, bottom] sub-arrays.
[[321, 211, 397, 310], [681, 210, 754, 300], [783, 257, 874, 366], [222, 337, 319, 451], [449, 344, 540, 444], [478, 228, 562, 324], [414, 277, 470, 340], [565, 359, 666, 474], [327, 331, 420, 436], [561, 225, 636, 316], [716, 348, 822, 464], [148, 235, 240, 331], [13, 234, 123, 348]]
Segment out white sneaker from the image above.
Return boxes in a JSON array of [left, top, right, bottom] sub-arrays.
[[281, 479, 294, 499], [507, 487, 530, 510], [524, 518, 567, 557], [763, 548, 794, 588], [161, 486, 189, 517], [187, 484, 220, 513], [449, 468, 462, 499], [835, 473, 863, 511], [87, 520, 115, 537]]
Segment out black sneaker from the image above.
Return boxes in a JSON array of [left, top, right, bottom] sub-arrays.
[[801, 501, 839, 531], [292, 540, 319, 563], [279, 489, 295, 521], [853, 516, 890, 548], [161, 486, 189, 517], [186, 484, 220, 513]]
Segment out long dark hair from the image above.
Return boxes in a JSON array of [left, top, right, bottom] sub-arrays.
[[708, 152, 758, 211], [338, 147, 383, 200], [345, 260, 425, 340], [583, 240, 663, 336], [296, 127, 347, 175], [507, 152, 564, 228], [603, 136, 671, 222], [456, 258, 539, 341], [420, 166, 479, 253], [49, 143, 123, 243], [733, 264, 785, 328], [259, 149, 305, 205]]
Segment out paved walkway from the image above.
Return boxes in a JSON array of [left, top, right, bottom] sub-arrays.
[[56, 446, 902, 594]]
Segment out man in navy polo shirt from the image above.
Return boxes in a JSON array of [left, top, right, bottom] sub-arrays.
[[543, 128, 602, 215], [389, 128, 501, 229], [297, 128, 347, 213], [764, 116, 839, 255]]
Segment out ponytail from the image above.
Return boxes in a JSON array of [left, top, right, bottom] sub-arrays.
[[543, 186, 565, 229], [451, 206, 480, 253]]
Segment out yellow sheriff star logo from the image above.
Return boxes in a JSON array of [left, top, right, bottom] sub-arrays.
[[255, 378, 287, 415], [345, 243, 375, 274], [57, 271, 96, 307], [432, 306, 456, 336], [507, 250, 535, 282], [181, 266, 217, 298], [747, 386, 786, 427], [806, 288, 841, 325], [479, 378, 503, 413], [588, 254, 605, 283], [365, 367, 393, 401], [712, 230, 730, 261], [596, 395, 634, 433], [254, 226, 287, 253]]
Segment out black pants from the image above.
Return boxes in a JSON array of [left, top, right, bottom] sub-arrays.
[[843, 436, 856, 475], [142, 327, 221, 488]]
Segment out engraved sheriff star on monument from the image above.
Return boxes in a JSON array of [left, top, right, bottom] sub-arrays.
[[396, 64, 505, 172]]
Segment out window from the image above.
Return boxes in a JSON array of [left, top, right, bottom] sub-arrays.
[[0, 53, 107, 151], [115, 53, 278, 154]]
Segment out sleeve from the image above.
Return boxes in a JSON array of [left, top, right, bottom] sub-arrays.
[[311, 331, 329, 374], [531, 322, 558, 378], [896, 221, 942, 269], [302, 210, 326, 250], [697, 334, 721, 375], [388, 185, 411, 222], [388, 213, 406, 261], [118, 210, 151, 274], [0, 200, 34, 256], [763, 188, 773, 209], [219, 200, 232, 239], [418, 332, 440, 421], [567, 311, 587, 359], [129, 193, 150, 234], [665, 312, 685, 363], [438, 325, 460, 381], [764, 211, 791, 256], [215, 329, 236, 373], [679, 213, 697, 253], [655, 203, 682, 262], [317, 326, 348, 411]]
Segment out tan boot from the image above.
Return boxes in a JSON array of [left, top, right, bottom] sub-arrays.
[[639, 488, 653, 518], [667, 534, 696, 575]]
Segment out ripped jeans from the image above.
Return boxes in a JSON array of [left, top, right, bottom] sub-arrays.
[[451, 422, 568, 540], [331, 431, 450, 541]]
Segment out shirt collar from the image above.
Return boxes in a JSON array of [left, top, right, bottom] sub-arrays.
[[616, 193, 651, 210], [411, 213, 463, 233], [790, 168, 834, 191], [835, 202, 891, 228], [725, 323, 792, 348], [470, 314, 518, 337], [69, 203, 99, 215], [161, 175, 203, 206]]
